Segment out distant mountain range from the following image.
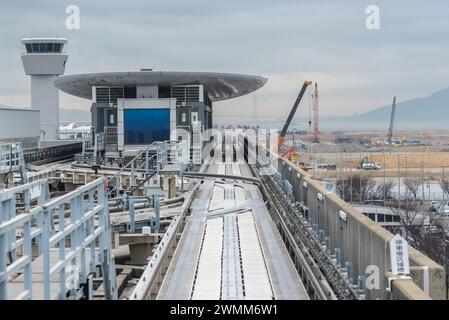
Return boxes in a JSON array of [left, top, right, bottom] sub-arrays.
[[330, 86, 449, 123]]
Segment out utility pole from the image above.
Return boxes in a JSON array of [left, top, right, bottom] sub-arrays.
[[421, 160, 425, 204], [443, 167, 447, 292], [350, 152, 353, 204], [336, 145, 339, 199], [398, 153, 401, 208], [313, 82, 320, 143], [405, 156, 408, 206], [383, 151, 386, 206]]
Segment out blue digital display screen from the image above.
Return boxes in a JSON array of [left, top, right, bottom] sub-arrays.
[[124, 108, 170, 145]]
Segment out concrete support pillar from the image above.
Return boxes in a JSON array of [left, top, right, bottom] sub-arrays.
[[162, 176, 176, 199]]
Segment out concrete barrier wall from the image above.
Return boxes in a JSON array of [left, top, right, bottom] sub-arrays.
[[276, 156, 446, 300], [389, 275, 432, 300]]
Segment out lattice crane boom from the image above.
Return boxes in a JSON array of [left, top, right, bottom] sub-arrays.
[[312, 82, 320, 143], [387, 96, 397, 144]]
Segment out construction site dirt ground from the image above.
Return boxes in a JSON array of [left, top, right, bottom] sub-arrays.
[[284, 130, 449, 181]]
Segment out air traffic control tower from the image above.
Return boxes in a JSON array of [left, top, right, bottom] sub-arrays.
[[21, 38, 68, 141]]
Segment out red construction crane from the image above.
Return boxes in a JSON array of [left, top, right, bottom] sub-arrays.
[[312, 82, 320, 143]]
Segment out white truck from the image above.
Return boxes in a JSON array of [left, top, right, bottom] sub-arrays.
[[361, 162, 381, 170], [359, 156, 381, 170]]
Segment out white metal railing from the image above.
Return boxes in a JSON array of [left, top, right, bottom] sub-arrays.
[[95, 133, 105, 152], [27, 167, 57, 181], [81, 134, 93, 155], [105, 142, 161, 199], [0, 178, 117, 300], [0, 179, 50, 300], [80, 133, 105, 167], [81, 133, 104, 154], [105, 140, 188, 199], [0, 143, 27, 184], [129, 215, 182, 300], [129, 181, 199, 300]]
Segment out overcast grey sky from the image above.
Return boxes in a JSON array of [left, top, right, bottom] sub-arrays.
[[1, 0, 449, 122]]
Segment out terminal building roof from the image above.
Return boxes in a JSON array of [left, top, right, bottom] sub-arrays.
[[55, 71, 267, 102]]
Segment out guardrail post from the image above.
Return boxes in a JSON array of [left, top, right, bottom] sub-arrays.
[[98, 181, 116, 299], [78, 193, 87, 289], [346, 261, 354, 285], [145, 149, 149, 178], [335, 248, 341, 268], [114, 175, 120, 198], [325, 236, 331, 254], [23, 220, 32, 298], [0, 232, 6, 299], [319, 229, 325, 242], [102, 248, 111, 299], [87, 189, 96, 274], [5, 198, 17, 263], [57, 203, 66, 299], [358, 275, 366, 292], [128, 193, 135, 233], [42, 206, 51, 300], [130, 160, 135, 188], [154, 195, 160, 231]]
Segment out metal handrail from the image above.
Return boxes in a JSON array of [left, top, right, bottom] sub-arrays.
[[105, 140, 188, 199], [0, 143, 25, 177], [0, 178, 117, 300]]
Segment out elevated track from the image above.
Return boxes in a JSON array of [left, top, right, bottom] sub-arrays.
[[154, 141, 309, 300]]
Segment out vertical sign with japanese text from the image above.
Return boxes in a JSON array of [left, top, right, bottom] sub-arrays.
[[390, 234, 410, 275]]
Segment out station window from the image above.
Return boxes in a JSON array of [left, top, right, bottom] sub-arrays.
[[377, 214, 385, 222], [124, 86, 137, 99], [158, 85, 171, 98], [385, 215, 393, 222], [368, 213, 375, 221], [191, 112, 198, 124], [124, 108, 170, 145]]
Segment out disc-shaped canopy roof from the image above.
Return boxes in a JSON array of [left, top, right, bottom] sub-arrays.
[[55, 71, 267, 102]]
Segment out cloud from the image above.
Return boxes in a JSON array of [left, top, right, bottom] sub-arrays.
[[1, 0, 449, 118]]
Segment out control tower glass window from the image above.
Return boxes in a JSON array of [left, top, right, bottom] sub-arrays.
[[53, 43, 62, 52], [25, 43, 64, 53], [124, 109, 170, 145]]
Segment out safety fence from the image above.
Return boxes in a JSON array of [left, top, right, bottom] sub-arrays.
[[0, 178, 116, 300]]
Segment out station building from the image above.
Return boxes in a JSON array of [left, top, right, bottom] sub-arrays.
[[55, 71, 267, 160], [0, 106, 40, 148]]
